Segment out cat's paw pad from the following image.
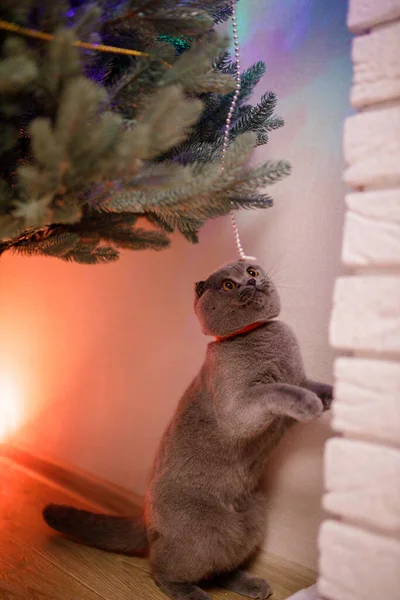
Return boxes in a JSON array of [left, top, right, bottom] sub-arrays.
[[243, 576, 272, 599], [222, 572, 272, 599], [296, 391, 323, 422], [186, 590, 211, 600], [320, 385, 333, 411]]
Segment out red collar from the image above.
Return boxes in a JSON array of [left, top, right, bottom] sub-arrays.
[[215, 321, 266, 342]]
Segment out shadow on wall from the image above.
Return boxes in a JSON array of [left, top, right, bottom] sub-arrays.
[[0, 0, 352, 571]]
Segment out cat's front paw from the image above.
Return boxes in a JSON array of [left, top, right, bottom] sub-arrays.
[[295, 390, 323, 422], [319, 384, 333, 411], [218, 570, 272, 599]]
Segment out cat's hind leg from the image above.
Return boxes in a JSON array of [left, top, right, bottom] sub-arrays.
[[150, 538, 211, 600], [216, 569, 272, 599]]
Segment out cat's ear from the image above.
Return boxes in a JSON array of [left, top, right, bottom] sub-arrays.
[[195, 281, 206, 299]]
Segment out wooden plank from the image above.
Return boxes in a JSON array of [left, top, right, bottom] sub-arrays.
[[348, 0, 400, 33], [0, 535, 34, 578], [250, 553, 316, 600], [0, 536, 105, 600], [0, 459, 155, 581], [0, 460, 164, 600]]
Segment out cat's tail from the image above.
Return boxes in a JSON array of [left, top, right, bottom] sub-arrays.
[[42, 504, 148, 553]]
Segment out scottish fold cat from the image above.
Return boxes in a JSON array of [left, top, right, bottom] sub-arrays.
[[43, 260, 332, 600]]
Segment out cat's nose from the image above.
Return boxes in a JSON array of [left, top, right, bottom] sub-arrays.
[[247, 279, 256, 286]]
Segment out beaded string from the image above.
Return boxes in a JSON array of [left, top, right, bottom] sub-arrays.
[[220, 2, 255, 262]]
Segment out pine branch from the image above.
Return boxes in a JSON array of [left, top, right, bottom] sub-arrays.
[[125, 162, 186, 188], [0, 210, 169, 262], [146, 211, 203, 238], [149, 150, 290, 221], [214, 52, 237, 75], [237, 61, 266, 104], [0, 214, 25, 240], [241, 160, 292, 188], [182, 67, 271, 149], [12, 193, 54, 228], [62, 244, 119, 264], [101, 132, 257, 214], [227, 191, 273, 208], [160, 34, 235, 95], [40, 29, 81, 95], [8, 231, 80, 258], [145, 212, 175, 233], [170, 141, 221, 165], [102, 0, 214, 37], [179, 227, 199, 243], [0, 39, 38, 94], [86, 224, 170, 251], [99, 133, 289, 223], [0, 0, 290, 263], [125, 85, 203, 160], [229, 92, 283, 140], [33, 232, 81, 256]]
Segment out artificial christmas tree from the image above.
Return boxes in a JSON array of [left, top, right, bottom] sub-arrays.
[[0, 0, 290, 263]]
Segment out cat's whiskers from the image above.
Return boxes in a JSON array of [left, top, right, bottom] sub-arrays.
[[265, 258, 290, 285]]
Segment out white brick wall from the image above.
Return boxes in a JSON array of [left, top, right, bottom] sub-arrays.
[[323, 438, 400, 533], [319, 521, 400, 600], [330, 276, 400, 352], [342, 190, 400, 266], [343, 107, 400, 188], [333, 358, 400, 445], [348, 0, 400, 33], [351, 22, 400, 108], [318, 0, 400, 598]]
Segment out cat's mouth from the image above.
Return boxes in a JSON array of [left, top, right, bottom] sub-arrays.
[[239, 286, 267, 307], [242, 285, 267, 296]]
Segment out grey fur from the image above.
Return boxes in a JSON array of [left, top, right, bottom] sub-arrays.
[[43, 260, 332, 600]]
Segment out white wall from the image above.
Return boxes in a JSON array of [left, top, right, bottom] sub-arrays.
[[319, 0, 400, 598], [0, 0, 352, 571]]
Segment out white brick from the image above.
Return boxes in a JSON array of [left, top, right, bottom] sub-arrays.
[[333, 357, 400, 445], [330, 276, 400, 352], [344, 107, 400, 188], [351, 22, 400, 108], [342, 189, 400, 265], [346, 189, 400, 222], [348, 0, 400, 33], [323, 438, 400, 533], [318, 520, 400, 600]]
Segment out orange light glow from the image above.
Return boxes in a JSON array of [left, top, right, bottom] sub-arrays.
[[0, 373, 22, 441]]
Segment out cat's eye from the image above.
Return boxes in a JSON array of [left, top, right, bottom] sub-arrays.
[[246, 267, 259, 278], [222, 279, 236, 291]]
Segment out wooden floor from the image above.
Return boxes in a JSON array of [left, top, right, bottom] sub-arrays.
[[0, 457, 315, 600]]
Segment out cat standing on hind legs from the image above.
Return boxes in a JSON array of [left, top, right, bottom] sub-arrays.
[[43, 261, 332, 600]]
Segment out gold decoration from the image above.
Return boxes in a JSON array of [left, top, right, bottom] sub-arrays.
[[0, 19, 171, 68]]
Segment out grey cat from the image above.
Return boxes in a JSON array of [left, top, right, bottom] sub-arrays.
[[43, 260, 332, 600]]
